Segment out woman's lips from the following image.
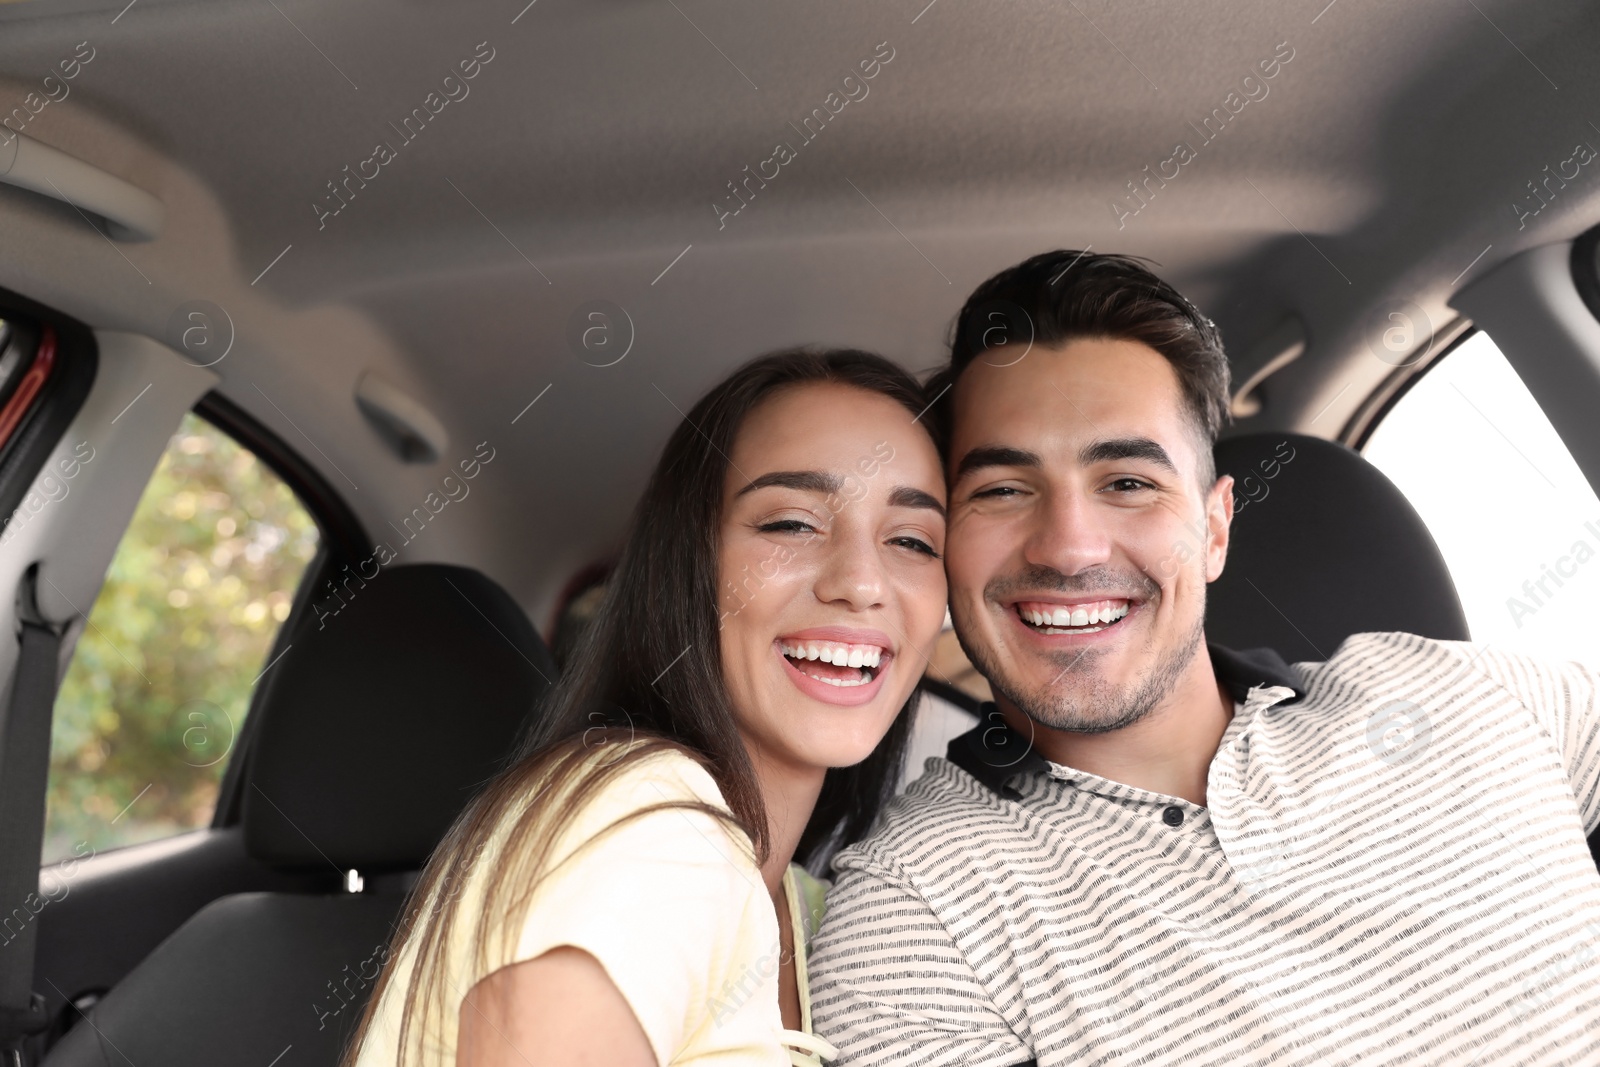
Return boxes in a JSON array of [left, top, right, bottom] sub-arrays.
[[776, 625, 893, 649]]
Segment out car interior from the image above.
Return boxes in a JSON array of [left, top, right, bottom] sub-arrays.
[[2, 0, 1600, 1062]]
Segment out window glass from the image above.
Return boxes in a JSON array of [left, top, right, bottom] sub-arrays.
[[1363, 331, 1600, 663], [44, 413, 319, 863]]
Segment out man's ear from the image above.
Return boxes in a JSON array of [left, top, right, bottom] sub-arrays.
[[1204, 473, 1234, 582]]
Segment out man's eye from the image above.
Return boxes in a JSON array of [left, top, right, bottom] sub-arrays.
[[889, 536, 940, 559], [971, 486, 1021, 500], [1105, 478, 1153, 493]]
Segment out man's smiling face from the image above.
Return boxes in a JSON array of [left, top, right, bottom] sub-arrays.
[[944, 336, 1234, 735]]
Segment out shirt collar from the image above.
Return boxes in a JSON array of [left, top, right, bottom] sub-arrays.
[[944, 642, 1306, 800]]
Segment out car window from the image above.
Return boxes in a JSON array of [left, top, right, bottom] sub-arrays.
[[1362, 330, 1600, 663], [43, 411, 320, 863]]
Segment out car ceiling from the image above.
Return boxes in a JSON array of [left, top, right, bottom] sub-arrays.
[[0, 0, 1596, 623]]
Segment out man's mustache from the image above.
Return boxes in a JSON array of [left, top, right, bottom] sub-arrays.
[[985, 564, 1160, 604]]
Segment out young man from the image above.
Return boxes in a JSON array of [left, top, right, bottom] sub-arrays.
[[807, 251, 1600, 1065]]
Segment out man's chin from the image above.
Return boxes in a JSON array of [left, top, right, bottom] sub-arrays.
[[997, 672, 1156, 735], [983, 620, 1206, 738]]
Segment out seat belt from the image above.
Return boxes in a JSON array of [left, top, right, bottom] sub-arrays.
[[0, 565, 68, 1062]]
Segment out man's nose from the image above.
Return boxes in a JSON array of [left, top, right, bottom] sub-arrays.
[[1024, 489, 1113, 576]]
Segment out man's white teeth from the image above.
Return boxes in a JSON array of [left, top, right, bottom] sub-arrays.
[[1020, 602, 1130, 629], [778, 640, 885, 668]]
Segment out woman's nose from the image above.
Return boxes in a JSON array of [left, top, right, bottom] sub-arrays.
[[813, 534, 886, 610]]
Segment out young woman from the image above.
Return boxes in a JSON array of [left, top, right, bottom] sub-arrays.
[[343, 348, 949, 1066]]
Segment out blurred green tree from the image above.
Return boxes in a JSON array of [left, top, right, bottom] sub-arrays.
[[44, 413, 319, 864]]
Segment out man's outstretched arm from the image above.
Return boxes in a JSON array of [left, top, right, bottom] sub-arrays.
[[1471, 644, 1600, 833]]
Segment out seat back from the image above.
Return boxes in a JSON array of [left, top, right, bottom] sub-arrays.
[[45, 893, 405, 1065], [240, 563, 555, 873], [42, 563, 557, 1067], [1205, 432, 1469, 661]]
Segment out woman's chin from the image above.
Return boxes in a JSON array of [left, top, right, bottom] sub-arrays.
[[792, 716, 907, 771], [742, 673, 923, 772]]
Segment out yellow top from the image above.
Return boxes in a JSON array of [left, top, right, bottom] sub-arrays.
[[782, 862, 836, 1065], [353, 744, 836, 1066]]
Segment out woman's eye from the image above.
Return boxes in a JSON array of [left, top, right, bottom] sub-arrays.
[[757, 519, 816, 535], [889, 536, 940, 559]]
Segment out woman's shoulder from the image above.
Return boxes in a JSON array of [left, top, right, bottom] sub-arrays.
[[509, 742, 775, 974], [486, 737, 767, 952], [569, 739, 729, 816], [510, 739, 747, 869]]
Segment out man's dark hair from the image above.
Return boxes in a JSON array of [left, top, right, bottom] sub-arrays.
[[927, 250, 1233, 485]]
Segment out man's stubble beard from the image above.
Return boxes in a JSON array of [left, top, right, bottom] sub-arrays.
[[952, 590, 1207, 736]]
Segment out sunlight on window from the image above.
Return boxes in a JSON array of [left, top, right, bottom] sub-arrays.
[[1363, 331, 1600, 665], [44, 414, 318, 864]]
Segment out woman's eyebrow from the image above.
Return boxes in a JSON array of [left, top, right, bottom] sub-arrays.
[[735, 470, 841, 497], [889, 485, 946, 518]]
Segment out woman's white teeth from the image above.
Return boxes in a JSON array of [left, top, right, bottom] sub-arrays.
[[778, 640, 884, 668]]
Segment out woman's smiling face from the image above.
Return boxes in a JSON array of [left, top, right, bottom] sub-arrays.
[[717, 381, 948, 775]]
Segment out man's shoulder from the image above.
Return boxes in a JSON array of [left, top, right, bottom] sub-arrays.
[[1292, 631, 1600, 729], [1295, 630, 1488, 690], [831, 757, 1026, 875], [1301, 629, 1596, 684]]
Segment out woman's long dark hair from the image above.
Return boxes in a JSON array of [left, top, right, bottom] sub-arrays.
[[343, 347, 940, 1066]]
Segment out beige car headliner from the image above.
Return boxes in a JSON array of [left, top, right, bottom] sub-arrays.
[[0, 0, 1594, 621]]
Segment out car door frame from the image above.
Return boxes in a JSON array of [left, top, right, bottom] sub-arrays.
[[7, 328, 369, 1050]]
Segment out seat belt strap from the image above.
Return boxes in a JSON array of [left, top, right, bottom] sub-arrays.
[[0, 565, 66, 1053]]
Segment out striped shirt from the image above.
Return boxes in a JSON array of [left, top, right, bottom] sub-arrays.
[[808, 632, 1600, 1066]]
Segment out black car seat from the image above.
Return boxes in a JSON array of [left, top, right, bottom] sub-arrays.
[[40, 563, 556, 1067], [1206, 432, 1470, 659]]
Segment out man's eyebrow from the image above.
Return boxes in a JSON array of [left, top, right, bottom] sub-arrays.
[[1079, 437, 1178, 475], [953, 446, 1042, 480], [889, 485, 946, 518], [735, 470, 842, 497]]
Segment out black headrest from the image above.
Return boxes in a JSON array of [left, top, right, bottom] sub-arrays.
[[1206, 432, 1469, 663], [241, 563, 556, 872]]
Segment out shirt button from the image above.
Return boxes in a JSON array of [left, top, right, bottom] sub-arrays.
[[1162, 805, 1185, 827]]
